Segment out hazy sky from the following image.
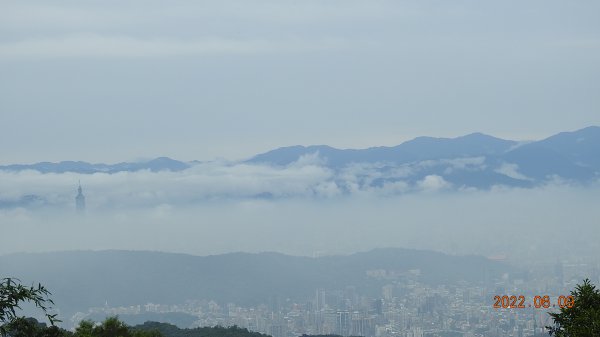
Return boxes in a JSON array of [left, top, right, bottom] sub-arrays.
[[1, 0, 599, 164]]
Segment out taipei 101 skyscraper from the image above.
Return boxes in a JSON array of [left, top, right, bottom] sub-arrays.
[[75, 181, 86, 213]]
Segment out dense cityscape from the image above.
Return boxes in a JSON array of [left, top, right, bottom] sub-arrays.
[[72, 261, 599, 337]]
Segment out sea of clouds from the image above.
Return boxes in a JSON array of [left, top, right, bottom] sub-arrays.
[[1, 157, 598, 265]]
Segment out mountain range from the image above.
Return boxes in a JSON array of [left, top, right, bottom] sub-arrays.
[[247, 126, 600, 188], [0, 248, 516, 319], [0, 156, 189, 174], [1, 126, 599, 191]]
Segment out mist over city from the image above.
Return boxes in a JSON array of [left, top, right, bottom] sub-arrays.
[[1, 1, 600, 336]]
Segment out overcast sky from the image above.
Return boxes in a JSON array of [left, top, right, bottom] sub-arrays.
[[1, 0, 599, 164]]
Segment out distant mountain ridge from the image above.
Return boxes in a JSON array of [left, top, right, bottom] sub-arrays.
[[247, 126, 600, 188], [1, 126, 598, 190], [0, 248, 516, 319], [0, 156, 190, 174], [248, 132, 517, 167]]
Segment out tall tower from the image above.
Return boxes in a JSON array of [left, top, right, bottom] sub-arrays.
[[76, 181, 86, 213]]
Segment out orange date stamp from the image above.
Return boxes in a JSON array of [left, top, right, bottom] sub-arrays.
[[493, 295, 574, 309]]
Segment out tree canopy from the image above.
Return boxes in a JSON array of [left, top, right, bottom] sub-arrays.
[[548, 279, 600, 336], [0, 278, 160, 337], [132, 322, 269, 337], [0, 278, 60, 336], [74, 317, 161, 337]]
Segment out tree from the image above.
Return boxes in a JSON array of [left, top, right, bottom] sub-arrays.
[[0, 278, 60, 336], [73, 317, 162, 337], [547, 279, 600, 336], [1, 279, 159, 337], [91, 317, 131, 337], [74, 320, 95, 337], [132, 322, 269, 337], [2, 317, 68, 337]]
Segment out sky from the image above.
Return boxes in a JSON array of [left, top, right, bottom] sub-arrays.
[[1, 1, 599, 261], [1, 0, 599, 164]]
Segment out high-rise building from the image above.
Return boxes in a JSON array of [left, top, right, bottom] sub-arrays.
[[316, 289, 326, 311], [269, 323, 286, 337], [336, 311, 350, 337], [76, 181, 86, 212]]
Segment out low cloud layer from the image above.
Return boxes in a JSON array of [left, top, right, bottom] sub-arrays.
[[0, 156, 507, 209], [1, 160, 599, 265]]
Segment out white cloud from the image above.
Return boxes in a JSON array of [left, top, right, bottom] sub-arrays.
[[0, 207, 32, 223], [290, 152, 327, 168], [0, 1, 398, 31], [417, 175, 451, 192], [1, 182, 599, 263], [0, 34, 346, 59], [0, 162, 338, 209], [494, 162, 530, 180]]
